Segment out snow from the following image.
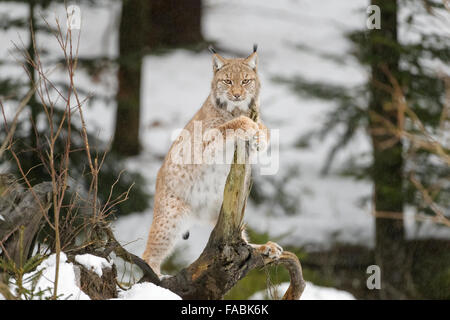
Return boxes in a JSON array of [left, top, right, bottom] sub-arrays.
[[74, 254, 112, 278], [5, 253, 91, 300], [34, 253, 91, 300], [250, 281, 355, 300], [114, 283, 181, 300], [0, 252, 181, 300]]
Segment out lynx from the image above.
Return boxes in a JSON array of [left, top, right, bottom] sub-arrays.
[[142, 46, 282, 276]]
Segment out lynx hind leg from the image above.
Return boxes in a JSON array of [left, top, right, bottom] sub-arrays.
[[241, 227, 283, 260], [143, 194, 190, 277], [251, 242, 283, 260]]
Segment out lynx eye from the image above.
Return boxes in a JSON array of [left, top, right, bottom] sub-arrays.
[[241, 79, 251, 85], [222, 79, 232, 85]]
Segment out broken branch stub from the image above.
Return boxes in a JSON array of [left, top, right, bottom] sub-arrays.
[[273, 252, 306, 300], [211, 148, 252, 243]]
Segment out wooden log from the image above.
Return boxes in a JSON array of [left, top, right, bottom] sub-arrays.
[[74, 260, 118, 300], [0, 174, 52, 267]]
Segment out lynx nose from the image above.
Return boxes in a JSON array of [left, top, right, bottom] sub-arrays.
[[233, 93, 241, 99]]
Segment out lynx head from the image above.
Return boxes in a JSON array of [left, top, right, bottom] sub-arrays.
[[210, 45, 260, 114]]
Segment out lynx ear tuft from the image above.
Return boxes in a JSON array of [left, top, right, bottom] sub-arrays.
[[208, 45, 217, 54], [209, 45, 226, 72], [253, 43, 258, 53], [245, 49, 258, 70]]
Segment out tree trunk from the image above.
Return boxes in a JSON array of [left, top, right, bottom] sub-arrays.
[[147, 0, 203, 50], [369, 0, 410, 299], [18, 0, 45, 185], [25, 0, 40, 126], [112, 0, 149, 156]]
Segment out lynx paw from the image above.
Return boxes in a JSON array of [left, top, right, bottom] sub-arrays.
[[240, 115, 260, 132], [234, 116, 259, 141], [254, 241, 283, 260]]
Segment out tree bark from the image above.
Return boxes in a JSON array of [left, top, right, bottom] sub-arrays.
[[74, 262, 118, 300]]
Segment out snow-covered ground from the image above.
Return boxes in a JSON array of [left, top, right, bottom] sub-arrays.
[[1, 0, 449, 300], [250, 281, 355, 300]]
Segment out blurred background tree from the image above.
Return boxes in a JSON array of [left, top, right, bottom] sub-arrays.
[[275, 0, 449, 298], [146, 0, 203, 51], [0, 0, 206, 214], [111, 0, 148, 156], [0, 0, 151, 216], [112, 0, 204, 156], [368, 0, 407, 299]]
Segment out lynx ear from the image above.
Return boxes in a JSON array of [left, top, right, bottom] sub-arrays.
[[212, 54, 226, 72], [209, 45, 226, 72], [245, 45, 258, 70]]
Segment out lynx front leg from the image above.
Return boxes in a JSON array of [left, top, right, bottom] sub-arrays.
[[217, 115, 269, 150], [143, 195, 190, 277], [218, 115, 259, 140]]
